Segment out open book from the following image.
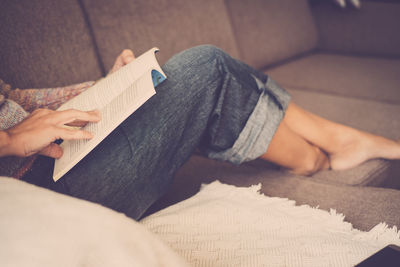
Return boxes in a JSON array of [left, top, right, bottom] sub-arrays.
[[53, 48, 166, 181]]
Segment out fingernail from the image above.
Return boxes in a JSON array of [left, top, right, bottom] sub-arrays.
[[86, 131, 94, 139], [90, 110, 101, 119]]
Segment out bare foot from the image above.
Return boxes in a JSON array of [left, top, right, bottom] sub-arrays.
[[109, 49, 135, 74], [329, 131, 400, 170]]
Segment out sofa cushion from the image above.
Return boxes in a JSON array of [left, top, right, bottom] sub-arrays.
[[0, 0, 103, 88], [225, 0, 318, 69], [311, 1, 400, 57], [82, 0, 240, 70], [266, 53, 400, 104], [286, 89, 400, 140]]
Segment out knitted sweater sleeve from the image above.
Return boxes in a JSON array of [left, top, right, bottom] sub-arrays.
[[0, 79, 94, 130], [1, 80, 95, 113]]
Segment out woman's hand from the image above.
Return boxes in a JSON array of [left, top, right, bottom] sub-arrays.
[[109, 49, 136, 74], [1, 108, 101, 158]]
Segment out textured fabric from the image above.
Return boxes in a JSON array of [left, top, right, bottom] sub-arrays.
[[0, 99, 29, 130], [312, 1, 400, 57], [0, 80, 94, 179], [0, 81, 33, 179], [142, 181, 400, 267], [82, 0, 240, 70], [207, 76, 290, 164], [0, 79, 28, 129], [0, 0, 102, 88], [0, 79, 94, 121], [311, 158, 400, 187], [0, 97, 33, 179], [6, 81, 95, 113], [146, 155, 400, 232], [226, 0, 318, 69], [266, 53, 400, 104], [0, 177, 189, 267], [23, 46, 288, 220], [286, 89, 400, 142]]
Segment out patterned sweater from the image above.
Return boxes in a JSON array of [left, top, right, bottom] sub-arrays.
[[0, 79, 94, 179]]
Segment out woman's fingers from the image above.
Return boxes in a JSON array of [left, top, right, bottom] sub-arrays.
[[66, 120, 88, 128], [39, 143, 63, 158], [3, 108, 101, 158], [56, 126, 94, 141], [53, 109, 101, 125], [39, 127, 93, 158]]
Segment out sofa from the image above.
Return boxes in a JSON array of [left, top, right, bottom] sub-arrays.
[[0, 0, 399, 235]]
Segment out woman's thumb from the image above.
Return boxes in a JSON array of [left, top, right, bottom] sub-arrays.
[[39, 143, 64, 159]]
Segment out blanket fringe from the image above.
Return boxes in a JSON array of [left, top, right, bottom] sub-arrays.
[[209, 181, 400, 245]]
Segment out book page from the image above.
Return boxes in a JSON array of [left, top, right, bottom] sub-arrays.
[[53, 48, 166, 181], [56, 48, 164, 112]]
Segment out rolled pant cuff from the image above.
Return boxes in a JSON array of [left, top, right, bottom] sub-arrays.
[[207, 76, 291, 164]]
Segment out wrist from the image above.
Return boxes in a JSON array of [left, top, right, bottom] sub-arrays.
[[0, 130, 12, 157]]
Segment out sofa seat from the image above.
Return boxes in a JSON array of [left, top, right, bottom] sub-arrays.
[[266, 53, 400, 105]]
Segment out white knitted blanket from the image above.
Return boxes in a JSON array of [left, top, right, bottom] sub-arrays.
[[142, 181, 400, 267]]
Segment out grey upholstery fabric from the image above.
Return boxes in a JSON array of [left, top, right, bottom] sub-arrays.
[[225, 0, 318, 69], [147, 155, 400, 232], [266, 53, 400, 104], [82, 0, 240, 70], [311, 1, 400, 57], [315, 159, 400, 189], [0, 0, 102, 88], [286, 89, 400, 140]]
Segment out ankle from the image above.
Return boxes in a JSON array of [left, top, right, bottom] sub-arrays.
[[290, 146, 330, 176]]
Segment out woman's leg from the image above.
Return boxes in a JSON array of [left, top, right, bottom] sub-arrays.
[[285, 102, 400, 169], [54, 45, 284, 220], [261, 120, 330, 175], [262, 102, 400, 174]]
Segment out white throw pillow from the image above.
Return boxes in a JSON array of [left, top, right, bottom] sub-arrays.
[[0, 177, 188, 267]]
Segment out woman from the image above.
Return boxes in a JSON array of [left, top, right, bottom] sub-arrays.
[[1, 45, 399, 220]]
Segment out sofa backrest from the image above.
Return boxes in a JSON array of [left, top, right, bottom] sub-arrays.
[[225, 0, 319, 69], [82, 0, 240, 70], [311, 1, 400, 57], [0, 0, 103, 89], [0, 0, 320, 88]]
